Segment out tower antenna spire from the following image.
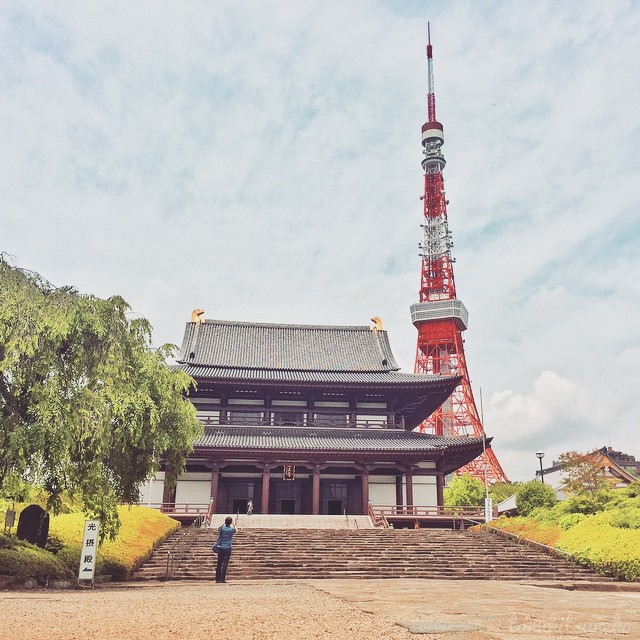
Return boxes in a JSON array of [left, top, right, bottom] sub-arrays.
[[426, 21, 436, 123], [411, 25, 508, 485]]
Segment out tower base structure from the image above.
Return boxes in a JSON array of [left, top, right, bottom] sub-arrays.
[[413, 316, 508, 485]]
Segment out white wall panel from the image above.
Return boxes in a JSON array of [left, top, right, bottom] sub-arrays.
[[175, 480, 211, 504], [138, 475, 165, 505], [369, 480, 396, 505], [412, 477, 437, 506]]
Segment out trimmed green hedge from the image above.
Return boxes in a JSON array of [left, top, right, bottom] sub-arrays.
[[0, 536, 69, 581], [488, 485, 640, 581], [486, 516, 561, 547], [559, 512, 640, 581]]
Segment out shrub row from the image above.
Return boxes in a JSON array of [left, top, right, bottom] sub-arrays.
[[490, 486, 640, 581], [487, 517, 561, 547], [0, 536, 69, 581], [559, 512, 640, 581]]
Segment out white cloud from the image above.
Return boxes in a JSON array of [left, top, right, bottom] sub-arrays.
[[488, 369, 604, 439], [484, 369, 621, 481], [2, 1, 639, 482]]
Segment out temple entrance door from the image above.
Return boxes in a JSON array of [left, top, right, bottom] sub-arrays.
[[275, 482, 301, 514], [321, 482, 348, 515], [224, 480, 255, 514], [280, 499, 295, 514], [232, 499, 248, 514], [327, 500, 342, 515]]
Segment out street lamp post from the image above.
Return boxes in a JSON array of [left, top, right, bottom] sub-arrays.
[[536, 451, 545, 483]]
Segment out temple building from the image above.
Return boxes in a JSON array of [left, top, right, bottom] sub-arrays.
[[143, 313, 488, 516]]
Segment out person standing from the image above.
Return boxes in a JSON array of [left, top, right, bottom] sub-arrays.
[[246, 499, 253, 515], [215, 516, 237, 583]]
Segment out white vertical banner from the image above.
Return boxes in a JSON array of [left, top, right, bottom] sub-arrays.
[[484, 497, 493, 522], [78, 520, 100, 584]]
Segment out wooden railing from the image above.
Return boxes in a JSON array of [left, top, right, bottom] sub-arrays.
[[197, 415, 404, 430], [146, 502, 210, 516], [370, 504, 486, 529], [368, 502, 389, 528], [204, 500, 215, 527], [372, 505, 485, 519]]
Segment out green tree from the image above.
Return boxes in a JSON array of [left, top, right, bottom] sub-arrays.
[[444, 473, 485, 507], [489, 481, 521, 505], [515, 481, 557, 516], [0, 256, 202, 537], [557, 450, 614, 496], [627, 481, 640, 498]]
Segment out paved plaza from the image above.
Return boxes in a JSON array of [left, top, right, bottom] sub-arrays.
[[2, 579, 638, 640]]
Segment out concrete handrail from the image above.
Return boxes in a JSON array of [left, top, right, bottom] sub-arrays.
[[165, 513, 206, 580], [481, 524, 577, 581]]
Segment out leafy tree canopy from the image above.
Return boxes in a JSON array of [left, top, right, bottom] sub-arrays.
[[0, 256, 202, 537], [557, 450, 615, 496], [515, 481, 557, 516], [444, 473, 485, 507], [489, 481, 521, 505]]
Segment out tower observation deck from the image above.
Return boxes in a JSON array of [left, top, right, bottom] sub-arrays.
[[412, 25, 508, 484]]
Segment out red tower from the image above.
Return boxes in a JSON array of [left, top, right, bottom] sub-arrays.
[[412, 25, 508, 484]]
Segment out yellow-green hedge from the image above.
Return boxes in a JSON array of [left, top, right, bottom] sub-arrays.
[[558, 512, 640, 581], [488, 514, 640, 581], [487, 517, 561, 547], [1, 492, 83, 521], [49, 505, 180, 580]]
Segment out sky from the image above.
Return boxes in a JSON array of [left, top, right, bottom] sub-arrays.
[[2, 1, 639, 482]]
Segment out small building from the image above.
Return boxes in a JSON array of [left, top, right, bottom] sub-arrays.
[[144, 315, 489, 517], [537, 448, 638, 491], [596, 446, 640, 480], [498, 446, 638, 517]]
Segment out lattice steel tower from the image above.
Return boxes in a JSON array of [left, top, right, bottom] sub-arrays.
[[411, 25, 507, 483]]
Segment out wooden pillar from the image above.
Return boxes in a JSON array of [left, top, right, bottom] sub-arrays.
[[405, 468, 414, 513], [361, 467, 370, 515], [395, 475, 403, 512], [261, 464, 271, 514], [436, 473, 445, 508], [312, 465, 320, 515], [209, 464, 220, 512]]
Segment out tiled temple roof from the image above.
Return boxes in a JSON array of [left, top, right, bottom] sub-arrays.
[[176, 318, 461, 429], [179, 364, 458, 387], [178, 320, 399, 372], [194, 425, 486, 454]]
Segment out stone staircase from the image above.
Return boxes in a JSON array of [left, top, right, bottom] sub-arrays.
[[133, 526, 613, 582]]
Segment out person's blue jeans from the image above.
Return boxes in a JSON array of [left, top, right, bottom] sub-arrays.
[[216, 547, 232, 582]]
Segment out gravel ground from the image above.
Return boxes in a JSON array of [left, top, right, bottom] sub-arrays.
[[2, 579, 639, 640], [2, 581, 415, 640]]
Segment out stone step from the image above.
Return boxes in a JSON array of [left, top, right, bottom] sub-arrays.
[[133, 527, 613, 583]]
